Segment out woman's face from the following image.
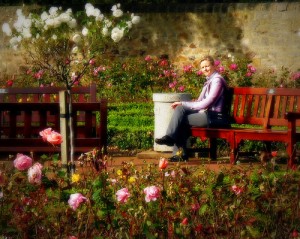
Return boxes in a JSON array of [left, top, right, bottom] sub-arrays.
[[200, 60, 215, 77]]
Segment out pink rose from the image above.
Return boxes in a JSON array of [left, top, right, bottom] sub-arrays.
[[144, 55, 152, 61], [178, 85, 185, 92], [6, 79, 13, 87], [291, 71, 300, 81], [144, 186, 160, 202], [169, 81, 177, 89], [13, 153, 33, 171], [46, 131, 63, 145], [191, 203, 200, 211], [292, 230, 299, 238], [231, 185, 243, 195], [28, 163, 43, 185], [245, 72, 252, 77], [271, 151, 278, 157], [116, 188, 130, 203], [181, 217, 188, 225], [89, 58, 96, 65], [217, 66, 225, 74], [247, 65, 256, 73], [158, 157, 168, 170], [159, 59, 168, 67], [34, 70, 44, 79], [229, 63, 238, 71], [39, 128, 53, 141], [183, 65, 193, 73], [196, 70, 203, 76], [68, 193, 87, 210], [214, 59, 221, 66]]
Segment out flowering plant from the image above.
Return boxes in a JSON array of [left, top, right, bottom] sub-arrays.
[[213, 54, 257, 87], [2, 3, 140, 89], [1, 144, 300, 238]]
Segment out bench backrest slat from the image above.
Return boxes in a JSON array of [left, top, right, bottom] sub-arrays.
[[231, 88, 270, 126], [0, 83, 97, 103], [230, 87, 300, 128]]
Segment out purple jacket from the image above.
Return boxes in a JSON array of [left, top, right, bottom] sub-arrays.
[[182, 72, 227, 112]]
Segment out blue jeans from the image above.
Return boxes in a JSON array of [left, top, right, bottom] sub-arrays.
[[166, 105, 208, 157]]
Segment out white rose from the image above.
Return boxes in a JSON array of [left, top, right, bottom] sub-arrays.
[[102, 27, 109, 36], [82, 27, 88, 36], [68, 19, 77, 28], [131, 15, 140, 25], [49, 7, 59, 16], [111, 27, 124, 43], [112, 9, 123, 18], [2, 23, 12, 36], [72, 34, 81, 43], [72, 46, 78, 53]]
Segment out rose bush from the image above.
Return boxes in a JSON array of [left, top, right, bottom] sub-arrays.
[[2, 3, 140, 89], [1, 136, 300, 238]]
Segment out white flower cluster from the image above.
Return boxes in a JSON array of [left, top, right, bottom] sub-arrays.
[[2, 3, 141, 49], [2, 7, 76, 50]]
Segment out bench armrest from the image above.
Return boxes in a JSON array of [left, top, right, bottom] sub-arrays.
[[285, 112, 300, 121]]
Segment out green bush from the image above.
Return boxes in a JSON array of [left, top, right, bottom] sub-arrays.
[[107, 102, 154, 151]]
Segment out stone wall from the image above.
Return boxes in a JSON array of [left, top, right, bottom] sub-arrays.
[[0, 2, 300, 80]]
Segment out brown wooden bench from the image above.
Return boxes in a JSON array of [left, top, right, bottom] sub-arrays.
[[191, 87, 300, 168], [0, 83, 108, 155]]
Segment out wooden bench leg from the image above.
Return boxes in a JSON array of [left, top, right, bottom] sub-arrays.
[[287, 142, 296, 169], [229, 133, 237, 165], [209, 138, 217, 160]]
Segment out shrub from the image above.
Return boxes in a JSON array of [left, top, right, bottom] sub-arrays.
[[107, 102, 154, 151], [1, 151, 300, 238]]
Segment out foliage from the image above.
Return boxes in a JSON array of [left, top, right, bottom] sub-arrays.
[[1, 150, 300, 238], [107, 102, 154, 150]]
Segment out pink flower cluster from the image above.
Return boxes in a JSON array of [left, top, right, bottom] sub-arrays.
[[215, 58, 256, 78], [291, 71, 300, 81], [183, 64, 193, 73], [13, 153, 43, 185], [39, 128, 63, 145], [68, 193, 87, 210], [245, 64, 257, 77], [33, 70, 44, 80], [93, 65, 107, 76], [115, 185, 161, 204]]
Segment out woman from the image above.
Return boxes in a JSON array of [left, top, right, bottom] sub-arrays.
[[155, 55, 228, 162]]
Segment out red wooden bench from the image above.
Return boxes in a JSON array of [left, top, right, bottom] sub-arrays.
[[0, 84, 108, 155], [191, 87, 300, 167]]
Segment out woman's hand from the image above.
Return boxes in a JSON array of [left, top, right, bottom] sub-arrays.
[[171, 101, 182, 109]]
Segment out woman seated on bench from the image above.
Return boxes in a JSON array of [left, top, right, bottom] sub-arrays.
[[155, 55, 229, 162]]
